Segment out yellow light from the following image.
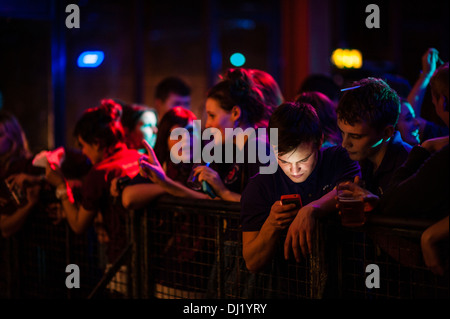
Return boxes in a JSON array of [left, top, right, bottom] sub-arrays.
[[331, 48, 363, 69]]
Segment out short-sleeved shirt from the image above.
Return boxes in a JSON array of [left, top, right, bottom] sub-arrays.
[[359, 131, 411, 197], [81, 144, 141, 262], [241, 145, 361, 232]]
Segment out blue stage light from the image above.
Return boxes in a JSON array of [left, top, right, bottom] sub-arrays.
[[230, 52, 246, 67], [77, 51, 104, 68]]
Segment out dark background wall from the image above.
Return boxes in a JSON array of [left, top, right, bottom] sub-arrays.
[[0, 0, 448, 153]]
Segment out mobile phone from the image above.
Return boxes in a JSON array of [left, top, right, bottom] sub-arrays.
[[202, 180, 217, 199], [280, 194, 302, 209]]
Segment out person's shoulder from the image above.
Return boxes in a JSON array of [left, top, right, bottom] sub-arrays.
[[391, 131, 412, 153], [321, 145, 351, 161], [242, 169, 279, 195]]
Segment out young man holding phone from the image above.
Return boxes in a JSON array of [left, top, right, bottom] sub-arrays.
[[240, 102, 360, 273]]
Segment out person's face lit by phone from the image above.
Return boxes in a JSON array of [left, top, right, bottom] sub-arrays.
[[276, 141, 318, 183]]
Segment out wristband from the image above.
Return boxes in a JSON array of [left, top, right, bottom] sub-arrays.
[[55, 185, 68, 200], [55, 183, 74, 202]]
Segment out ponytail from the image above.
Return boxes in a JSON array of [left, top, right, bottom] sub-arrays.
[[74, 99, 125, 150], [208, 68, 267, 127]]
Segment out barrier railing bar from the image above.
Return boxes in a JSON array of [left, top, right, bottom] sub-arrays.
[[87, 242, 133, 299]]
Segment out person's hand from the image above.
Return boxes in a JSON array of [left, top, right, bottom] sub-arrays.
[[24, 183, 41, 207], [110, 177, 120, 197], [139, 139, 167, 185], [421, 48, 439, 77], [193, 165, 226, 197], [284, 205, 316, 262], [266, 200, 298, 231], [335, 176, 379, 213], [421, 228, 446, 276], [6, 173, 41, 190], [45, 162, 66, 187], [421, 136, 449, 154], [420, 217, 449, 276]]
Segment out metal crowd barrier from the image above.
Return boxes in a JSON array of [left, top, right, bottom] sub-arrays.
[[0, 195, 448, 299]]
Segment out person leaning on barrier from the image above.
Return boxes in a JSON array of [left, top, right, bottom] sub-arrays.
[[337, 63, 449, 276], [336, 77, 413, 198], [120, 106, 197, 210], [240, 101, 361, 272], [138, 68, 272, 203], [0, 111, 43, 238], [45, 99, 142, 266]]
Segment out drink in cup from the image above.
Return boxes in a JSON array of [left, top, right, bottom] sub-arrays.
[[336, 182, 366, 227]]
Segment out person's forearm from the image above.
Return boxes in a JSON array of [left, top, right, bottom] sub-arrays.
[[407, 72, 433, 115], [57, 184, 93, 234], [243, 223, 283, 272], [0, 203, 35, 238], [218, 189, 241, 202], [122, 183, 166, 210], [59, 196, 85, 234], [161, 177, 209, 199], [422, 216, 449, 244], [307, 189, 337, 218]]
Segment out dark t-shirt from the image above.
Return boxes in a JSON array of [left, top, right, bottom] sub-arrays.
[[207, 133, 273, 195], [379, 144, 449, 219], [359, 131, 412, 197], [241, 145, 361, 232]]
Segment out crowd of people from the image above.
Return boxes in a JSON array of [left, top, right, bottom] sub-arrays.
[[0, 48, 448, 298]]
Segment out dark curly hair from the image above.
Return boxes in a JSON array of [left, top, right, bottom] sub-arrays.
[[336, 77, 400, 132], [268, 101, 322, 156]]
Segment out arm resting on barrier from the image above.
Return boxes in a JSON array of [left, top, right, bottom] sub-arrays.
[[242, 201, 298, 272], [421, 215, 449, 276], [284, 189, 338, 263], [46, 162, 97, 234], [58, 187, 97, 234], [158, 176, 211, 200], [121, 183, 167, 210]]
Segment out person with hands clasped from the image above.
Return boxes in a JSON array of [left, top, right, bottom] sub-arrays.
[[0, 110, 45, 238]]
